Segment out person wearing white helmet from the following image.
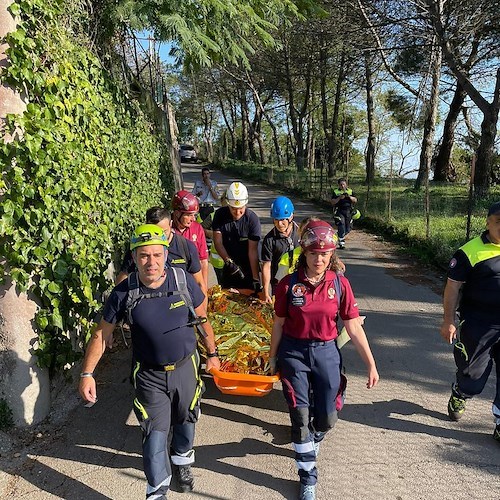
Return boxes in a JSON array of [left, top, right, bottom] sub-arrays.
[[212, 181, 262, 292]]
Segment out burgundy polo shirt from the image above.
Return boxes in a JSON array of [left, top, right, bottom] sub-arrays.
[[173, 220, 209, 261], [274, 268, 359, 341]]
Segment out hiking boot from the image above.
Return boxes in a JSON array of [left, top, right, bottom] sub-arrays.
[[299, 483, 316, 500], [493, 424, 500, 443], [173, 465, 194, 493], [447, 390, 466, 421]]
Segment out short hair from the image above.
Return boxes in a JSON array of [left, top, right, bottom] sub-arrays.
[[145, 206, 171, 224], [338, 178, 346, 184], [202, 167, 210, 174]]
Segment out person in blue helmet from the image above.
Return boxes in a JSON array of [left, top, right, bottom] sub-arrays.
[[261, 196, 301, 303]]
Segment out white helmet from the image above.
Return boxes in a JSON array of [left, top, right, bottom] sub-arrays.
[[226, 182, 248, 208]]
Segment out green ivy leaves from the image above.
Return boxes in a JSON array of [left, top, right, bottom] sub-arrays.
[[1, 0, 172, 375]]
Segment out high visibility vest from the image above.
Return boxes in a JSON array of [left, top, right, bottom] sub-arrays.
[[333, 188, 353, 197], [209, 244, 224, 269], [275, 245, 302, 282]]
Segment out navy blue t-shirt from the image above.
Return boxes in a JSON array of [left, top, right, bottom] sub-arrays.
[[212, 206, 261, 276], [119, 233, 201, 275], [103, 268, 205, 364]]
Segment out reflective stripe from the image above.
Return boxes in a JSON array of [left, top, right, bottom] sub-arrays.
[[132, 361, 140, 388], [146, 476, 171, 496], [171, 449, 195, 466], [276, 246, 301, 280], [296, 460, 316, 472], [133, 398, 149, 420], [293, 441, 315, 454], [189, 353, 204, 411]]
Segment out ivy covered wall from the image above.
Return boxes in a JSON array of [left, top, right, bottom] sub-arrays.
[[0, 0, 173, 375]]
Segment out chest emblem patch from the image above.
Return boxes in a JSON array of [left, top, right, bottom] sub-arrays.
[[328, 287, 336, 299], [291, 283, 307, 297], [192, 234, 197, 242]]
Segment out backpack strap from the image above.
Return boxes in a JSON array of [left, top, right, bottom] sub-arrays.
[[178, 234, 190, 265], [125, 271, 182, 325]]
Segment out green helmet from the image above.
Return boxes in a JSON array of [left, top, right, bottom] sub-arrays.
[[352, 209, 361, 220], [130, 224, 169, 250]]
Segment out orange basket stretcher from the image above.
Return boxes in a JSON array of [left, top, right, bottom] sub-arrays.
[[210, 368, 280, 397]]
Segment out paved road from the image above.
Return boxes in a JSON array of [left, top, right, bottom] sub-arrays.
[[1, 165, 499, 500]]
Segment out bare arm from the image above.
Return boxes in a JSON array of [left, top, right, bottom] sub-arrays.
[[440, 278, 463, 344], [270, 315, 285, 358], [261, 261, 273, 303], [248, 240, 260, 280], [194, 302, 220, 373], [344, 317, 379, 389], [200, 258, 209, 289], [78, 320, 115, 402]]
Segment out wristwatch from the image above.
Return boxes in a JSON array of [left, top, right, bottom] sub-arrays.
[[207, 350, 219, 358]]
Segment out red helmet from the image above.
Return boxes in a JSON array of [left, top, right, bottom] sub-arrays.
[[172, 190, 199, 214], [300, 220, 337, 252]]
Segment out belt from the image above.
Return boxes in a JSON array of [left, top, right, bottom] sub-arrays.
[[282, 335, 335, 346], [140, 352, 193, 372]]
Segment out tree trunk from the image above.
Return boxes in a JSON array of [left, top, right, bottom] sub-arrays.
[[364, 53, 376, 185], [240, 90, 249, 161], [328, 49, 346, 178], [475, 106, 499, 197], [414, 42, 442, 191], [434, 81, 466, 182]]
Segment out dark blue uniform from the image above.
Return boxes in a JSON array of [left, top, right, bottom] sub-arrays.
[[212, 206, 261, 288], [332, 187, 355, 240], [447, 231, 500, 418], [103, 269, 204, 498]]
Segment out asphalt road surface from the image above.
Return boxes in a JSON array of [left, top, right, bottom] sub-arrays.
[[1, 164, 499, 500]]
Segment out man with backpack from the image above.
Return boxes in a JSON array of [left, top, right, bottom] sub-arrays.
[[79, 224, 220, 500]]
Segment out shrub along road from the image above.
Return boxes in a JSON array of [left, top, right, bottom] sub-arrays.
[[1, 165, 499, 499]]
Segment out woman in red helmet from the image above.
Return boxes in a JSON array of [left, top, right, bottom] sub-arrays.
[[269, 220, 379, 500], [172, 190, 209, 290]]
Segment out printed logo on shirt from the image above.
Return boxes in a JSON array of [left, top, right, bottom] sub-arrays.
[[449, 257, 457, 269], [291, 283, 307, 297], [169, 300, 185, 310], [328, 287, 336, 300]]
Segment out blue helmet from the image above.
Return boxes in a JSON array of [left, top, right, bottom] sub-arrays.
[[270, 196, 294, 220]]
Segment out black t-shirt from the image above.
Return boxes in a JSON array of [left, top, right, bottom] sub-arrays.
[[103, 268, 204, 364], [448, 231, 500, 323], [261, 224, 300, 280], [119, 233, 201, 275], [212, 206, 261, 275]]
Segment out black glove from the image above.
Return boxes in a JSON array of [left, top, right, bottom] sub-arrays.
[[252, 279, 263, 294], [224, 259, 245, 280]]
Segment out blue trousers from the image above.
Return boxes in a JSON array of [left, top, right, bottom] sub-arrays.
[[278, 336, 341, 486]]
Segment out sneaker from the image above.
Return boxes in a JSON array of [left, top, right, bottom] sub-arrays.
[[338, 240, 345, 249], [494, 424, 500, 443], [173, 465, 194, 493], [299, 483, 316, 500], [448, 391, 466, 421], [313, 440, 320, 456]]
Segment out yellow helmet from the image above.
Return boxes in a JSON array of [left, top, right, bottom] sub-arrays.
[[130, 224, 169, 250]]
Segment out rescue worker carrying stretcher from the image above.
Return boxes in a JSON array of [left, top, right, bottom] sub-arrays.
[[79, 224, 220, 499], [212, 181, 262, 292], [261, 196, 301, 303], [269, 219, 379, 500]]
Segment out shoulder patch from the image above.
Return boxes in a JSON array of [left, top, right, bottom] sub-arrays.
[[449, 257, 457, 269]]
